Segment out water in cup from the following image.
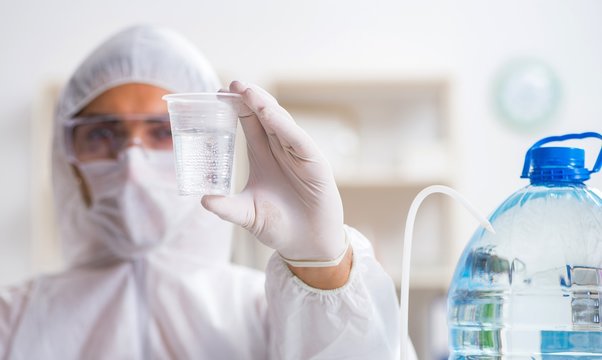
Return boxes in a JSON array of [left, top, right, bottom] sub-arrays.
[[163, 92, 242, 196], [173, 128, 236, 195]]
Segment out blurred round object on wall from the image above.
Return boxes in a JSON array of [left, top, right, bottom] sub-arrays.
[[493, 58, 561, 131]]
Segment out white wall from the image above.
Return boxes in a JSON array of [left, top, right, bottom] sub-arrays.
[[1, 0, 601, 286]]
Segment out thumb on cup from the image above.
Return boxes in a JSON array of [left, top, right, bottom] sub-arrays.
[[201, 194, 254, 229]]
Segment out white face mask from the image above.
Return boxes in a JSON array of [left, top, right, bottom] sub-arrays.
[[77, 147, 199, 260]]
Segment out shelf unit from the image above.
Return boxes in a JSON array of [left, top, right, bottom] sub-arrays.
[[274, 78, 456, 360], [273, 79, 456, 283]]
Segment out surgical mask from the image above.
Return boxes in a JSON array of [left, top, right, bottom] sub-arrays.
[[77, 147, 198, 260]]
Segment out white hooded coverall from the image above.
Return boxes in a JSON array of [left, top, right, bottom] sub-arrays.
[[0, 25, 408, 359]]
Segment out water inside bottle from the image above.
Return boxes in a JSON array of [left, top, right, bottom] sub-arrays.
[[448, 186, 602, 358], [449, 281, 602, 358]]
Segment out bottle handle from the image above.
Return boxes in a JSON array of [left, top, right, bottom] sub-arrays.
[[520, 132, 602, 178]]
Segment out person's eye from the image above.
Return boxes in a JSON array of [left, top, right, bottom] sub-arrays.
[[149, 124, 172, 141], [72, 123, 119, 160], [154, 127, 172, 139], [86, 127, 114, 142]]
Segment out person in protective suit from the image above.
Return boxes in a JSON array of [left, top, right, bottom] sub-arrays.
[[0, 25, 416, 359]]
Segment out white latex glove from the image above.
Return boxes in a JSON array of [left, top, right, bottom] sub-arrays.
[[201, 81, 347, 265]]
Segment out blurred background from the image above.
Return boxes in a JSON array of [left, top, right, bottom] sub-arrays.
[[1, 1, 601, 359]]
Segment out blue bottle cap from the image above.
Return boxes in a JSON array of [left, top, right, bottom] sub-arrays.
[[520, 132, 602, 184], [528, 147, 590, 183]]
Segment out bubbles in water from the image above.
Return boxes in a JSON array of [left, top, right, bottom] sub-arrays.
[[173, 128, 235, 195]]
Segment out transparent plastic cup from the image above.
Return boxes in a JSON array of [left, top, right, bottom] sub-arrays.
[[162, 93, 242, 196]]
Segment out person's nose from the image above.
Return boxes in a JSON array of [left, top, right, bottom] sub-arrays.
[[122, 125, 149, 157], [125, 136, 143, 148]]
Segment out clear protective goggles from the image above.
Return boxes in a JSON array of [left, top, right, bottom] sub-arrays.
[[64, 113, 172, 163]]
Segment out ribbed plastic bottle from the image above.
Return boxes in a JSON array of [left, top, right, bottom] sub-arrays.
[[448, 132, 602, 359]]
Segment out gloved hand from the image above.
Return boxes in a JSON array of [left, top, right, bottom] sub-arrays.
[[201, 81, 348, 266]]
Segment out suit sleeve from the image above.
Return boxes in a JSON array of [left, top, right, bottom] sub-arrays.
[[264, 225, 404, 360]]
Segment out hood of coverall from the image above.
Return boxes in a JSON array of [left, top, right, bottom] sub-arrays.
[[52, 24, 234, 267]]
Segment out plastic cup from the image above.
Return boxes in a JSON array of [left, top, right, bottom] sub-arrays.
[[162, 93, 242, 196]]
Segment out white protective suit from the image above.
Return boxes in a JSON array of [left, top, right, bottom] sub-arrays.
[[0, 25, 412, 359]]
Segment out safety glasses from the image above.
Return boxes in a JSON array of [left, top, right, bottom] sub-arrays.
[[64, 114, 172, 163]]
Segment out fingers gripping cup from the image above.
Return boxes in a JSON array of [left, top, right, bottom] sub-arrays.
[[162, 93, 243, 196]]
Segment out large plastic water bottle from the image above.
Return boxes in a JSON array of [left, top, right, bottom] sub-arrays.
[[447, 132, 602, 359]]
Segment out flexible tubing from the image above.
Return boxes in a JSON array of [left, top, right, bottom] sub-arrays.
[[400, 185, 495, 359]]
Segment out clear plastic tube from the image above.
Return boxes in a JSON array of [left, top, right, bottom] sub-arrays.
[[400, 185, 495, 359]]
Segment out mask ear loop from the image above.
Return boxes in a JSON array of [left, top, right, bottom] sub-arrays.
[[400, 185, 495, 359]]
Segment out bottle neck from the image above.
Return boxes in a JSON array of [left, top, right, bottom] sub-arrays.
[[529, 180, 586, 188]]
